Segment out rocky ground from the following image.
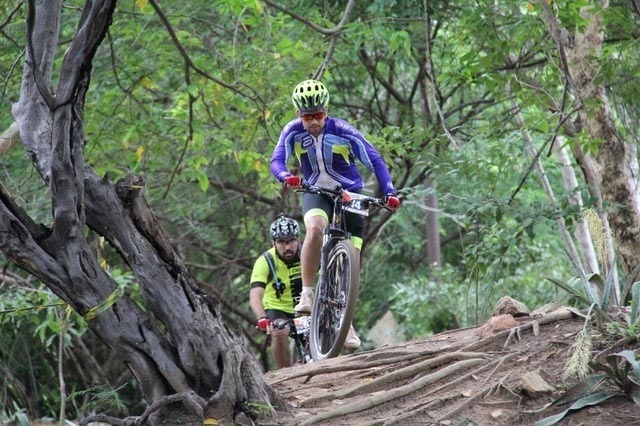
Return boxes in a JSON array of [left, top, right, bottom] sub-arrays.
[[264, 304, 640, 425]]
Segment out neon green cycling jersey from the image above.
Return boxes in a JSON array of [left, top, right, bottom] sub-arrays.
[[250, 247, 302, 313]]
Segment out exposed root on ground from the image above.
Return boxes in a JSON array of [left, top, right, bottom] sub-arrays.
[[270, 349, 445, 385], [268, 309, 591, 425], [299, 359, 485, 425], [300, 352, 488, 407]]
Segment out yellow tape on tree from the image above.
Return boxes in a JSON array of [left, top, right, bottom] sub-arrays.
[[83, 286, 124, 320]]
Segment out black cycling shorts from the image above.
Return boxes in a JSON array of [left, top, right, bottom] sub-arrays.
[[302, 192, 365, 240], [265, 309, 294, 323]]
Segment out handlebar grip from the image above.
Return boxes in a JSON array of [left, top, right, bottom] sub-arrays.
[[272, 319, 289, 330]]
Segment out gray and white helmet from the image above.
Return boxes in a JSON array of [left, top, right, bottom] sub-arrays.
[[270, 214, 300, 240]]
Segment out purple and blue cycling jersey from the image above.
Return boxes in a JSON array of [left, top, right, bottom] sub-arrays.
[[270, 116, 396, 196]]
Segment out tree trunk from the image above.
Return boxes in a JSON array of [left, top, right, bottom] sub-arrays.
[[567, 2, 640, 286], [552, 137, 599, 276], [5, 1, 274, 423], [540, 0, 636, 295], [424, 177, 441, 276]]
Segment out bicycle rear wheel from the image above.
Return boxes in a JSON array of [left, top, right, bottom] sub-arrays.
[[310, 240, 360, 361]]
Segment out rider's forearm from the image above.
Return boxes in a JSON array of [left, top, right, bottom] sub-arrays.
[[249, 287, 266, 319], [270, 142, 291, 182]]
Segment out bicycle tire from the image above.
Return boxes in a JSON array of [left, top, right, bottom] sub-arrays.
[[310, 240, 360, 361]]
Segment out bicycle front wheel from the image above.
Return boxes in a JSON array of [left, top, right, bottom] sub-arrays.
[[310, 240, 360, 361]]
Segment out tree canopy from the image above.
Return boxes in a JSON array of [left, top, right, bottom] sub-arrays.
[[2, 0, 640, 423]]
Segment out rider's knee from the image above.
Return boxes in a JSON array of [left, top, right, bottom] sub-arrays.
[[271, 324, 290, 339], [305, 218, 326, 236]]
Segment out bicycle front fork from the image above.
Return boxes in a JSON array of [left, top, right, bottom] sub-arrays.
[[318, 228, 340, 298]]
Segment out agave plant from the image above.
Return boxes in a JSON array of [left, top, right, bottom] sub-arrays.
[[534, 350, 640, 426], [546, 274, 613, 326]]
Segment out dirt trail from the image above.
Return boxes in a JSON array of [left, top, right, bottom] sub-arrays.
[[265, 307, 640, 425]]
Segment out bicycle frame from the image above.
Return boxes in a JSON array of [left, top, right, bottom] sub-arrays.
[[290, 315, 312, 364], [273, 316, 312, 364], [305, 183, 385, 258], [306, 184, 386, 289], [297, 183, 387, 361]]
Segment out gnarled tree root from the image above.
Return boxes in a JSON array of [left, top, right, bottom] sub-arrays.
[[79, 391, 205, 426]]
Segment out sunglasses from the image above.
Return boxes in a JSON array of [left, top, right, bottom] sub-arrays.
[[300, 111, 326, 122]]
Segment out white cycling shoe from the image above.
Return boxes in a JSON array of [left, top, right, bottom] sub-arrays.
[[344, 325, 361, 350], [294, 291, 313, 313]]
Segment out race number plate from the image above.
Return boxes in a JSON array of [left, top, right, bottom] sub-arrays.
[[344, 199, 369, 216], [294, 316, 311, 335]]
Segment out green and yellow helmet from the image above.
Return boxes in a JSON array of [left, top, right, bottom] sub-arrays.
[[291, 79, 329, 113]]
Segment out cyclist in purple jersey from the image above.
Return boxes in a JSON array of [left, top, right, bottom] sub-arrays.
[[270, 79, 400, 350]]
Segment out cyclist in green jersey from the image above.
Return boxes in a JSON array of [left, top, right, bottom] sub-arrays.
[[249, 214, 303, 369]]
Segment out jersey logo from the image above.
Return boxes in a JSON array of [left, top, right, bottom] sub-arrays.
[[301, 134, 314, 149]]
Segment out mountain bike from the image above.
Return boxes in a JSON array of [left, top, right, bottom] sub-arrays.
[[297, 183, 389, 361], [272, 315, 312, 364]]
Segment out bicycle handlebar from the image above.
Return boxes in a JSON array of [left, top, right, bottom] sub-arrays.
[[272, 319, 291, 330], [296, 183, 391, 211], [272, 317, 311, 337]]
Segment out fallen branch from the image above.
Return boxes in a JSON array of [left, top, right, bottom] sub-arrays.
[[460, 310, 575, 353]]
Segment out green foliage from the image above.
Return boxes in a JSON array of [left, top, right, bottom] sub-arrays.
[[389, 266, 464, 340], [546, 276, 610, 319], [0, 265, 139, 421], [4, 0, 640, 419], [603, 281, 640, 340], [242, 400, 272, 418], [67, 384, 129, 416], [590, 350, 640, 397], [535, 350, 640, 426], [534, 388, 615, 426], [0, 283, 72, 419], [0, 405, 31, 426]]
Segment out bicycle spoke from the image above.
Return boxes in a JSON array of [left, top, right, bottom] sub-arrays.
[[310, 241, 360, 361]]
